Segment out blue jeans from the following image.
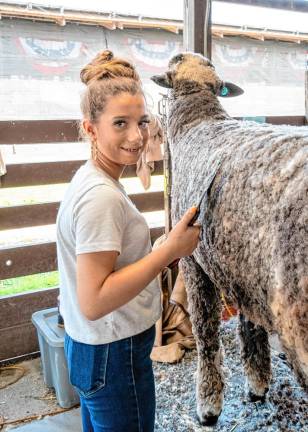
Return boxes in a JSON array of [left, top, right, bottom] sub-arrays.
[[64, 325, 156, 432]]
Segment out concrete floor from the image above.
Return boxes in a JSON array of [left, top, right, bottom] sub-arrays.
[[0, 357, 80, 431]]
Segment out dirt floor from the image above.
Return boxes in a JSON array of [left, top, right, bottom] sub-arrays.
[[0, 318, 307, 431]]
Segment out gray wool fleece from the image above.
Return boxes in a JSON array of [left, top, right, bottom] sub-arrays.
[[170, 118, 308, 328]]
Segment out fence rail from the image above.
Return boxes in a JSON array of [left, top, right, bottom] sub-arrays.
[[1, 115, 305, 147], [0, 288, 59, 361], [0, 191, 164, 231], [0, 115, 306, 361], [0, 119, 79, 144], [1, 160, 164, 188], [1, 227, 165, 280]]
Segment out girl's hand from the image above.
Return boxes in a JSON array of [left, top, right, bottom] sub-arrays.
[[164, 207, 201, 262]]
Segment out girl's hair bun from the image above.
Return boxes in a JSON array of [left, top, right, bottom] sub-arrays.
[[80, 50, 140, 85], [99, 50, 114, 62]]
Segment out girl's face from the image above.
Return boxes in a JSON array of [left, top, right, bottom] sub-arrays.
[[84, 92, 150, 177]]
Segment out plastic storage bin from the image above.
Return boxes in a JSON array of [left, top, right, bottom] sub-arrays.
[[32, 307, 79, 408]]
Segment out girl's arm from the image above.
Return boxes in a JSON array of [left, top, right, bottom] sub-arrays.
[[77, 207, 200, 321]]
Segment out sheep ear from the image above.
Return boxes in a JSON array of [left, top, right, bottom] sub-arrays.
[[219, 82, 244, 98], [151, 72, 173, 89]]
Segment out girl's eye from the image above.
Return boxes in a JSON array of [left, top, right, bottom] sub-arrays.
[[114, 120, 126, 128], [139, 120, 150, 129]]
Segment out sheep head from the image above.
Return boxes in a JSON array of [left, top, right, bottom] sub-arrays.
[[151, 52, 244, 98]]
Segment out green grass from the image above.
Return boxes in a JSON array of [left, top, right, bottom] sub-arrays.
[[0, 271, 59, 297]]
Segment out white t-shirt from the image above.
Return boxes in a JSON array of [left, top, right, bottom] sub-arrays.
[[56, 160, 161, 345]]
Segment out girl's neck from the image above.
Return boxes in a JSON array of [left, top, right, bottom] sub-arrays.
[[91, 148, 124, 181]]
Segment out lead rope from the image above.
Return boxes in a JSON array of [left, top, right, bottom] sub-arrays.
[[158, 94, 171, 236], [158, 94, 177, 295]]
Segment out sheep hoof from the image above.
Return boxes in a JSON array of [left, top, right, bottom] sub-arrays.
[[248, 389, 268, 403], [196, 413, 219, 426]]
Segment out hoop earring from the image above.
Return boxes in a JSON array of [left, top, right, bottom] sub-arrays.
[[91, 140, 98, 161]]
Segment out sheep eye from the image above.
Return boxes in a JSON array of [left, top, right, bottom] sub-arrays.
[[220, 85, 229, 96], [174, 54, 184, 63]]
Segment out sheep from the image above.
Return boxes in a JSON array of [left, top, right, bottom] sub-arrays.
[[151, 52, 308, 425]]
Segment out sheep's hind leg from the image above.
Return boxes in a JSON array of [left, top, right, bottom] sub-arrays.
[[180, 256, 223, 426], [238, 313, 271, 402]]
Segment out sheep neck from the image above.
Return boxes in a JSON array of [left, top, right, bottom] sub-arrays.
[[167, 84, 230, 142]]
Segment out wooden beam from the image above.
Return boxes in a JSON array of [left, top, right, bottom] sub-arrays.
[[0, 323, 40, 361], [1, 160, 163, 188], [305, 68, 308, 125], [0, 288, 58, 330], [212, 26, 308, 44], [0, 242, 57, 279], [234, 116, 306, 126], [0, 288, 58, 361], [0, 120, 79, 144], [130, 191, 164, 213], [0, 191, 164, 230], [183, 0, 212, 58], [0, 226, 164, 279], [0, 4, 183, 31], [214, 0, 308, 13], [204, 0, 212, 59], [1, 161, 83, 187], [0, 202, 60, 230], [150, 226, 165, 244], [265, 116, 306, 126]]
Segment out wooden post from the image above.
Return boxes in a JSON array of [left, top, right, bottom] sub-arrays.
[[159, 95, 177, 294], [183, 0, 212, 58], [305, 54, 308, 125]]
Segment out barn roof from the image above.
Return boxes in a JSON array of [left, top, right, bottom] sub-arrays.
[[1, 1, 308, 43]]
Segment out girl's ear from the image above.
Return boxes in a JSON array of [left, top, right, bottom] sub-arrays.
[[83, 119, 97, 141], [151, 72, 173, 89], [219, 82, 244, 98]]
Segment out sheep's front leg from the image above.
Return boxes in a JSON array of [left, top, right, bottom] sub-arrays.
[[238, 313, 271, 401], [180, 256, 223, 426]]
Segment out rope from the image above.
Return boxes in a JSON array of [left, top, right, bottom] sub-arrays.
[[221, 291, 237, 319], [0, 365, 26, 390]]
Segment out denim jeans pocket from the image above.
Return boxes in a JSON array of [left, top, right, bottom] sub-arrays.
[[65, 334, 109, 398]]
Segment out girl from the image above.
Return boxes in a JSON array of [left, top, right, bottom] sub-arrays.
[[56, 50, 200, 432]]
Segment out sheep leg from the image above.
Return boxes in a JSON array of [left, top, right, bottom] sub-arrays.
[[180, 256, 223, 426], [238, 313, 271, 401]]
